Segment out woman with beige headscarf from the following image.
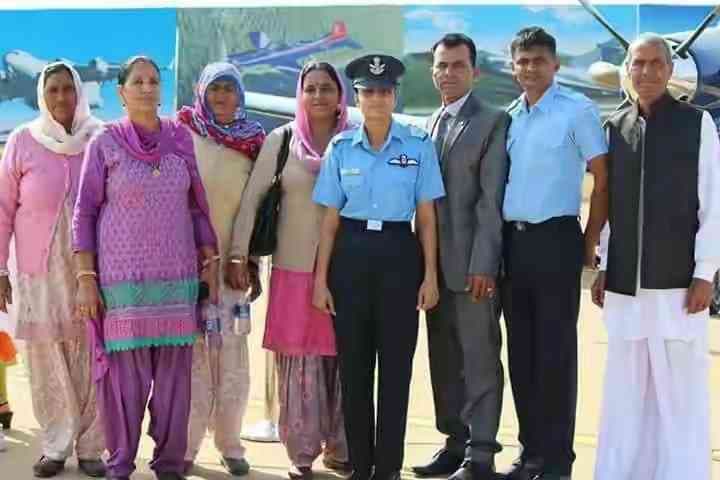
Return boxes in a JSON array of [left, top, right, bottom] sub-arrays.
[[0, 62, 105, 478]]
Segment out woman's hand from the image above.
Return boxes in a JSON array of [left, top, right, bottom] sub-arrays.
[[247, 262, 262, 302], [312, 279, 336, 315], [417, 276, 440, 311], [75, 276, 104, 320], [201, 262, 220, 304], [226, 261, 250, 291], [0, 276, 12, 313]]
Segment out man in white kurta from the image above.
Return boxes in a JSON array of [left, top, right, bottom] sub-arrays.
[[592, 35, 720, 480]]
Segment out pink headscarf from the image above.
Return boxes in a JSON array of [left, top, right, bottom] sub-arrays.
[[291, 63, 350, 173]]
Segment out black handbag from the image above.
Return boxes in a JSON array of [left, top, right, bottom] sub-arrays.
[[248, 128, 292, 256]]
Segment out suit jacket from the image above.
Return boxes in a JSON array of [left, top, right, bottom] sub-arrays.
[[427, 94, 510, 292]]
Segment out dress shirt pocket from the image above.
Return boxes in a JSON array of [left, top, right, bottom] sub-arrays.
[[340, 168, 364, 190], [545, 117, 572, 150]]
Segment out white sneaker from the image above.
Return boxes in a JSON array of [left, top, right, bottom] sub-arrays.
[[0, 430, 6, 451], [239, 419, 280, 442]]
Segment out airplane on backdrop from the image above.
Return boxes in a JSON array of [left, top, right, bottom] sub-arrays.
[[226, 21, 362, 74], [0, 50, 123, 110], [578, 0, 720, 119], [475, 48, 623, 98]]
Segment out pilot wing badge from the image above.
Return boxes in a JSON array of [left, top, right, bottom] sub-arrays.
[[388, 154, 419, 168], [369, 57, 386, 76]]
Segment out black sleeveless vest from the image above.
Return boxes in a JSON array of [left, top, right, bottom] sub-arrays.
[[605, 95, 702, 295]]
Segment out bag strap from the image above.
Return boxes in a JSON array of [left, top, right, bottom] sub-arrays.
[[272, 128, 293, 182]]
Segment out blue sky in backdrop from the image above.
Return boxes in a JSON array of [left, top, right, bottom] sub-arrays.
[[0, 9, 176, 132], [404, 5, 638, 56]]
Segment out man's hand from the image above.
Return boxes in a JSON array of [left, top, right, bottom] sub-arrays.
[[465, 274, 496, 303], [591, 271, 606, 308], [685, 278, 713, 314]]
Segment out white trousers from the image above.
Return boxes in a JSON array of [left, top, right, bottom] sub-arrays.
[[186, 334, 250, 461], [25, 337, 105, 461], [594, 337, 710, 480]]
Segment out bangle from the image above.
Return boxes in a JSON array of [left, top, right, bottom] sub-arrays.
[[201, 255, 221, 269], [76, 270, 97, 280], [230, 257, 248, 265], [0, 268, 8, 276]]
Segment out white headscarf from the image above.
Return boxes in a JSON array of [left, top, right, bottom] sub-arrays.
[[27, 61, 103, 155]]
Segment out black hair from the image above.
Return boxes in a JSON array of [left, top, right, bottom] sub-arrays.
[[300, 61, 342, 93], [43, 63, 73, 84], [118, 55, 161, 85], [510, 26, 557, 58], [431, 33, 477, 67]]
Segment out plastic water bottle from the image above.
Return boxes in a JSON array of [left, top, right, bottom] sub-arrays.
[[232, 294, 251, 335], [204, 303, 223, 348]]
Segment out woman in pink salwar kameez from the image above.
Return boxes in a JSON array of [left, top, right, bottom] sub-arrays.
[[0, 62, 105, 478], [228, 62, 351, 480]]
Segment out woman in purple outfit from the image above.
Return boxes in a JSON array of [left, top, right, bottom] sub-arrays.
[[72, 56, 218, 480]]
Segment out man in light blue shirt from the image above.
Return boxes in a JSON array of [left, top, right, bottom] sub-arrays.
[[501, 27, 608, 480]]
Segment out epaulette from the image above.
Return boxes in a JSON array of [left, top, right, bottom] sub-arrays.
[[331, 128, 356, 145], [408, 124, 429, 141]]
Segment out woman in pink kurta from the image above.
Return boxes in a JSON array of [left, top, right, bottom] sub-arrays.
[[0, 62, 106, 478], [228, 62, 351, 480], [72, 56, 218, 480]]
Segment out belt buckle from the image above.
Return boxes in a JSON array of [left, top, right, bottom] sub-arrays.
[[514, 221, 527, 232]]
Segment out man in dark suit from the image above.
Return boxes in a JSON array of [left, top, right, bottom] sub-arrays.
[[412, 33, 509, 480]]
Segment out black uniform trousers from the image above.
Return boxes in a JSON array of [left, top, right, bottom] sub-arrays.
[[329, 218, 422, 479], [501, 216, 583, 476]]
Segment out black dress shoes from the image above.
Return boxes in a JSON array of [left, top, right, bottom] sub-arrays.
[[412, 449, 464, 477], [448, 461, 501, 480], [501, 460, 541, 480]]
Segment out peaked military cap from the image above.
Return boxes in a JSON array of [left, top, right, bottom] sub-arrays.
[[345, 54, 405, 89]]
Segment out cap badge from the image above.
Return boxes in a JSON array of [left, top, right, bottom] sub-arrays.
[[369, 57, 386, 76]]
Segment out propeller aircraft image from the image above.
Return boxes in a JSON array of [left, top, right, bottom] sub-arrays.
[[0, 50, 120, 110]]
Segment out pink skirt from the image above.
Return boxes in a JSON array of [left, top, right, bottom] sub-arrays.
[[263, 267, 337, 356]]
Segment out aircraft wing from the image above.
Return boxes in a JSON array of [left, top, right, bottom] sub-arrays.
[[74, 58, 121, 83], [493, 64, 618, 96], [245, 91, 426, 128], [83, 81, 104, 109], [227, 52, 303, 71]]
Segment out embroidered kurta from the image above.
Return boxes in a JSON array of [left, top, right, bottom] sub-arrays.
[[0, 128, 87, 340], [72, 124, 216, 352]]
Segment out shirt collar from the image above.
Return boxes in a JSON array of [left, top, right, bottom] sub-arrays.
[[519, 80, 558, 115], [442, 91, 472, 118], [353, 119, 404, 151]]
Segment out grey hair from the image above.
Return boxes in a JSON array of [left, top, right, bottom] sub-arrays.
[[626, 33, 674, 66]]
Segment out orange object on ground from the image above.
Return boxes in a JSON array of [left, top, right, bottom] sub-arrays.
[[0, 332, 16, 364]]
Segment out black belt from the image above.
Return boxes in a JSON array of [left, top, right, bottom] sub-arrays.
[[506, 215, 578, 232], [340, 217, 412, 233]]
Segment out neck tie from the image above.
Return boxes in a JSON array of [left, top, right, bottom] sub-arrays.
[[433, 110, 452, 158]]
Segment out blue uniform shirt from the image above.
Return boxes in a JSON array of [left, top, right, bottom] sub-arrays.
[[313, 120, 445, 222], [503, 81, 608, 223]]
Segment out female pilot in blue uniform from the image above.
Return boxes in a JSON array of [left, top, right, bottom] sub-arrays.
[[312, 54, 445, 480]]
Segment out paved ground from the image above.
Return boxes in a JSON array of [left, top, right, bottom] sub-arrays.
[[2, 181, 720, 479]]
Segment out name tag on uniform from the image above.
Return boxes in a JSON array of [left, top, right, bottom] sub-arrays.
[[367, 220, 383, 231], [341, 168, 362, 176]]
